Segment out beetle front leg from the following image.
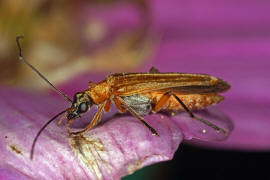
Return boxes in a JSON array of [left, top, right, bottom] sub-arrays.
[[69, 101, 106, 136], [65, 118, 75, 134], [57, 114, 67, 125]]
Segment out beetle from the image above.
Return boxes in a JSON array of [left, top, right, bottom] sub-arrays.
[[16, 36, 230, 159]]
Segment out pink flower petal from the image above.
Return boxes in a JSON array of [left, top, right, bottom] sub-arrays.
[[0, 87, 185, 179]]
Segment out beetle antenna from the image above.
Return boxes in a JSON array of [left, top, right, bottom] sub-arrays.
[[16, 35, 72, 103], [30, 108, 69, 160]]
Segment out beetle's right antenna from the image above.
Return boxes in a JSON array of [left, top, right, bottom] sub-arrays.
[[16, 35, 72, 103]]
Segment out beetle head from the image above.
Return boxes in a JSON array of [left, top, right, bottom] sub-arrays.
[[67, 92, 93, 120]]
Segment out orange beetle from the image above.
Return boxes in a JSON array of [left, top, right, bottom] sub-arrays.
[[16, 36, 230, 159]]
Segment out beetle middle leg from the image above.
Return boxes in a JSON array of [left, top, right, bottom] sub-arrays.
[[115, 96, 159, 136], [113, 96, 127, 113], [154, 92, 227, 134]]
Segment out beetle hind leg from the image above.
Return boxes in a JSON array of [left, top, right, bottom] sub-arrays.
[[170, 93, 227, 134], [154, 92, 227, 134]]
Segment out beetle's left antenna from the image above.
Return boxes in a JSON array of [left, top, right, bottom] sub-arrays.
[[16, 36, 72, 103], [30, 108, 69, 160]]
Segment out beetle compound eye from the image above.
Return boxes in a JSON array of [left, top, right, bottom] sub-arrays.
[[78, 102, 88, 113]]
